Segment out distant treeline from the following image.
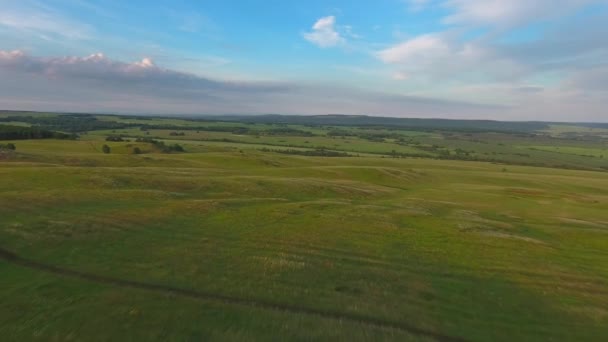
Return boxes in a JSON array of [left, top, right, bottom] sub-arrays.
[[4, 111, 606, 133], [140, 125, 249, 134], [259, 147, 351, 157], [0, 112, 557, 135], [575, 123, 608, 129], [0, 115, 135, 132], [141, 125, 315, 137], [328, 129, 415, 142], [208, 115, 552, 133], [0, 125, 76, 140]]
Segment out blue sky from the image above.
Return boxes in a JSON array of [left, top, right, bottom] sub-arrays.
[[1, 0, 607, 121]]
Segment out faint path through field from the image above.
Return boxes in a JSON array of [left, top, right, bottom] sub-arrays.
[[0, 246, 465, 342]]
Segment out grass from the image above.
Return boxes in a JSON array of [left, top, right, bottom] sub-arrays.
[[90, 128, 434, 156], [79, 119, 608, 171], [543, 124, 608, 137], [1, 134, 608, 341], [523, 145, 607, 158], [1, 114, 608, 340]]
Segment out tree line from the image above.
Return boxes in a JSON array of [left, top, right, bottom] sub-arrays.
[[0, 125, 76, 140], [135, 137, 185, 153], [259, 147, 351, 157], [0, 115, 136, 133]]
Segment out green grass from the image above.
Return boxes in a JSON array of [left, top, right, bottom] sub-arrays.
[[90, 128, 434, 156], [0, 121, 32, 127], [1, 137, 608, 341], [79, 118, 608, 171], [543, 124, 608, 136], [523, 145, 608, 158], [4, 112, 607, 170]]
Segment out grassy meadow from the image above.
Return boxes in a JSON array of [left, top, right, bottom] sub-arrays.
[[1, 113, 608, 341]]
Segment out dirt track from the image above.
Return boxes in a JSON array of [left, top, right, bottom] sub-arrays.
[[0, 247, 465, 342]]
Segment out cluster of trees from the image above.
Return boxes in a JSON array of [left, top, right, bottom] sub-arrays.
[[0, 125, 76, 140], [327, 129, 417, 143], [262, 128, 314, 137], [105, 135, 127, 142], [134, 123, 317, 137], [0, 115, 135, 133], [138, 125, 315, 137], [259, 147, 351, 157], [381, 149, 431, 159], [2, 114, 323, 138], [135, 137, 184, 153], [326, 129, 357, 137], [140, 124, 250, 135], [415, 145, 479, 160], [0, 143, 16, 151], [101, 144, 142, 155]]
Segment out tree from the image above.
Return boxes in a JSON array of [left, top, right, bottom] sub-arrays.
[[106, 135, 125, 142], [102, 144, 111, 154], [172, 144, 184, 152], [0, 143, 16, 151]]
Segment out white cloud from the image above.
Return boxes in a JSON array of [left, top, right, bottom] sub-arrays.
[[0, 50, 26, 60], [376, 0, 608, 118], [380, 0, 608, 74], [375, 33, 521, 83], [303, 16, 345, 48], [377, 34, 451, 65], [134, 57, 155, 68]]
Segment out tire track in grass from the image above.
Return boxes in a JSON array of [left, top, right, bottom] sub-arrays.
[[0, 247, 465, 342]]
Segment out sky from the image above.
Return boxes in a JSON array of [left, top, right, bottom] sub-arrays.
[[0, 0, 607, 121]]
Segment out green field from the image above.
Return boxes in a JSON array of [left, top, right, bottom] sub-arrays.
[[1, 113, 608, 341]]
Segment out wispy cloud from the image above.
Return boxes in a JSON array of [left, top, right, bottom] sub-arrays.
[[443, 0, 602, 29], [67, 0, 119, 20], [0, 0, 93, 40], [168, 9, 222, 40]]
